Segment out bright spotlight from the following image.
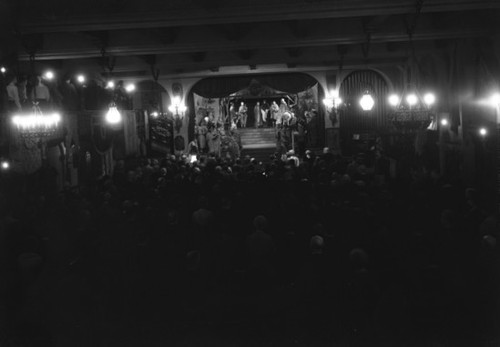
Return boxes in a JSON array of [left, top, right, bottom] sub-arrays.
[[77, 75, 85, 83], [479, 127, 487, 136], [490, 93, 500, 107], [106, 81, 115, 89], [0, 67, 6, 74], [44, 71, 54, 80], [105, 104, 122, 124], [125, 83, 135, 93], [440, 119, 448, 126], [424, 93, 436, 106], [359, 93, 375, 111], [1, 161, 9, 170], [388, 94, 399, 107], [406, 94, 418, 106]]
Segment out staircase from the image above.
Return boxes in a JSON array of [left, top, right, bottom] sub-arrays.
[[239, 127, 276, 163]]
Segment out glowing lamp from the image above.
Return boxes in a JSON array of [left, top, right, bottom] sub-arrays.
[[151, 111, 159, 117], [323, 97, 334, 109], [490, 93, 500, 107], [359, 92, 375, 111], [406, 94, 418, 106], [105, 104, 121, 124], [0, 67, 6, 74], [388, 94, 399, 106], [77, 75, 85, 83], [12, 113, 61, 129], [44, 71, 54, 80], [125, 84, 135, 92], [168, 96, 187, 116], [440, 119, 448, 126], [479, 127, 487, 137], [106, 81, 115, 89], [1, 161, 9, 170], [424, 93, 436, 106]]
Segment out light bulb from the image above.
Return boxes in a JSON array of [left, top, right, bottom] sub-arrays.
[[106, 81, 115, 89], [440, 119, 448, 126], [323, 98, 334, 108], [44, 71, 54, 80], [359, 93, 375, 111], [151, 112, 159, 117], [424, 93, 436, 105], [330, 89, 339, 98], [1, 161, 9, 170], [125, 83, 135, 92], [490, 93, 500, 107], [388, 94, 399, 106], [406, 94, 418, 106], [479, 127, 487, 136], [0, 67, 6, 74], [106, 105, 121, 124], [77, 75, 85, 83]]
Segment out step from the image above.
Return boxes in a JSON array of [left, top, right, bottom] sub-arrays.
[[243, 143, 275, 149]]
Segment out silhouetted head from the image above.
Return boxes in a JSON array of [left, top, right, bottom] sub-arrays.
[[310, 235, 324, 254], [253, 215, 268, 232]]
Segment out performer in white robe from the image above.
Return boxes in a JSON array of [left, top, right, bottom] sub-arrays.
[[270, 101, 279, 128], [254, 102, 261, 128], [197, 123, 208, 153], [239, 102, 248, 128]]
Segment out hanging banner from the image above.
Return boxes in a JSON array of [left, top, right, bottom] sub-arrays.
[[193, 93, 222, 125]]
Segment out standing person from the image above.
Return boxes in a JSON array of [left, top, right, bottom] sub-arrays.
[[254, 101, 261, 128], [246, 215, 275, 291], [212, 127, 221, 157], [5, 75, 21, 113], [277, 98, 288, 126], [261, 100, 269, 127], [197, 120, 208, 153], [270, 101, 279, 128], [296, 115, 307, 156], [229, 102, 237, 125], [206, 126, 215, 155], [239, 101, 248, 128], [17, 75, 29, 110], [30, 75, 51, 112]]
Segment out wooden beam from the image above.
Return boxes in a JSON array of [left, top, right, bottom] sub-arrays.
[[17, 1, 500, 33], [17, 28, 489, 60]]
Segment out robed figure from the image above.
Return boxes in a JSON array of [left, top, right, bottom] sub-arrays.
[[254, 102, 261, 128]]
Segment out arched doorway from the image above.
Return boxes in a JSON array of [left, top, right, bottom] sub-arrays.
[[136, 80, 171, 153], [339, 70, 389, 156]]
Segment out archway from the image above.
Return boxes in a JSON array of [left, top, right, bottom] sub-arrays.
[[187, 73, 325, 152], [339, 69, 389, 156]]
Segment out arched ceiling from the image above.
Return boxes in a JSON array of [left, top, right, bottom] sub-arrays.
[[1, 0, 499, 79]]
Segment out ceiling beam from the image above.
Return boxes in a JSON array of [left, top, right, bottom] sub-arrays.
[[17, 28, 489, 61], [17, 0, 500, 34]]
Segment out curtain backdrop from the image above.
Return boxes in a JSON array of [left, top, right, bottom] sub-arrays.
[[190, 73, 319, 98]]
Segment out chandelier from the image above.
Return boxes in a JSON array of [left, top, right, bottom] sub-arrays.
[[388, 86, 436, 123], [12, 103, 62, 138]]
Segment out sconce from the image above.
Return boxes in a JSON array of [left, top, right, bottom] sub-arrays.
[[168, 96, 187, 132], [323, 90, 342, 113], [168, 96, 187, 117]]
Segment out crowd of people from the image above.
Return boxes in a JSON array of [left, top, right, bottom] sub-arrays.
[[0, 149, 499, 345]]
